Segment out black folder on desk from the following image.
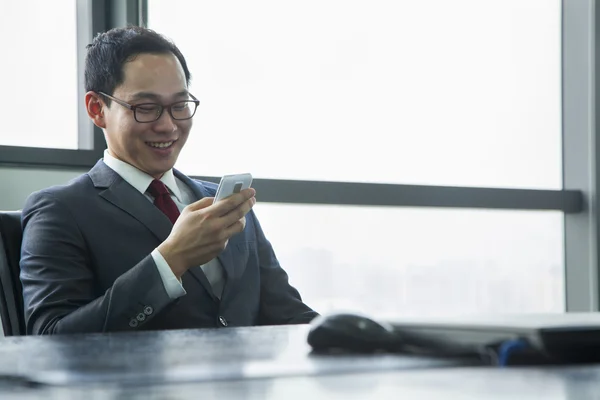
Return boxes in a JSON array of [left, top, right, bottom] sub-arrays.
[[388, 312, 600, 365]]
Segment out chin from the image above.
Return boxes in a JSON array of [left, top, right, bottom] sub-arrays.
[[153, 164, 175, 176], [140, 162, 174, 178]]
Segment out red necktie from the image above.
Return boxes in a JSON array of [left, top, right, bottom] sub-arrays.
[[147, 179, 180, 224]]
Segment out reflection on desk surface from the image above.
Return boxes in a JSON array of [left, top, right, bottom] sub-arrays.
[[0, 325, 598, 399], [0, 325, 469, 385]]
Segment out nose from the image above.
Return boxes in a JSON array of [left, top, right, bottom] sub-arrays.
[[153, 109, 177, 133]]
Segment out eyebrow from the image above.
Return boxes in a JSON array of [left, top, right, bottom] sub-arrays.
[[128, 90, 189, 103]]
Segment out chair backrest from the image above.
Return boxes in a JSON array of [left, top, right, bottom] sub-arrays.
[[0, 211, 25, 336]]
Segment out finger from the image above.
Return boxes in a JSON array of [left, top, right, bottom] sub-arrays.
[[209, 215, 247, 244], [206, 240, 229, 254], [221, 218, 247, 238], [211, 188, 256, 217], [226, 216, 247, 231], [219, 198, 254, 228]]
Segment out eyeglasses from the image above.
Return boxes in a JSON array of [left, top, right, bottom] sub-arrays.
[[99, 92, 200, 123]]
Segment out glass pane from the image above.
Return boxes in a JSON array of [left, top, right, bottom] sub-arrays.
[[0, 0, 79, 149], [252, 203, 564, 318], [149, 0, 562, 189]]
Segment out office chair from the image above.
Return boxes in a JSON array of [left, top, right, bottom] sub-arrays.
[[0, 211, 25, 336]]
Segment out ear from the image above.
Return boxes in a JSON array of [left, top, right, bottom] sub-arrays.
[[85, 91, 107, 129]]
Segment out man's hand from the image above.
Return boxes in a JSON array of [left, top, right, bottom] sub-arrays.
[[157, 188, 256, 277]]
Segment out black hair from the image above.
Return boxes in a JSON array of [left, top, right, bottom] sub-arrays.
[[84, 26, 191, 105]]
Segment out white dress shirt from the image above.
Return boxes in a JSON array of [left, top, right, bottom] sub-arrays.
[[102, 150, 225, 299]]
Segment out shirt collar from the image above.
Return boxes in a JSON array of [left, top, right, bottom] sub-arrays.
[[102, 150, 183, 201]]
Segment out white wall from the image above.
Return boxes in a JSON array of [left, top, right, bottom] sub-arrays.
[[0, 166, 85, 210]]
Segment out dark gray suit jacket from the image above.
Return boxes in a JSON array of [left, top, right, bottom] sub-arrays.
[[20, 160, 318, 335]]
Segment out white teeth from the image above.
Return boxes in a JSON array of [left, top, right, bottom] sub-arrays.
[[147, 141, 174, 148]]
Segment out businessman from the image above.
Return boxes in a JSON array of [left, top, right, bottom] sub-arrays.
[[20, 26, 318, 334]]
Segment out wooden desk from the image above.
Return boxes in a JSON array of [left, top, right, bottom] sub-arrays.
[[0, 325, 596, 399]]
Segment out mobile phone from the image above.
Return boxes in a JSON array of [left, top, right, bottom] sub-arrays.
[[213, 173, 253, 202]]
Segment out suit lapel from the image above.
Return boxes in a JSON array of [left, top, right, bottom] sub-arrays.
[[89, 160, 173, 243], [175, 171, 238, 282]]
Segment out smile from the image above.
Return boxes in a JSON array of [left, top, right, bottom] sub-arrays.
[[146, 140, 176, 149]]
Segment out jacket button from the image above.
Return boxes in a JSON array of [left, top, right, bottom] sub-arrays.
[[218, 316, 228, 327], [143, 306, 154, 316], [129, 319, 139, 328], [136, 313, 146, 322]]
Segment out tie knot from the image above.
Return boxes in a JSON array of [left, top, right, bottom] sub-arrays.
[[147, 179, 170, 197]]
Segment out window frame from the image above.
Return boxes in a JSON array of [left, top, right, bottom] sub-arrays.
[[562, 0, 600, 312]]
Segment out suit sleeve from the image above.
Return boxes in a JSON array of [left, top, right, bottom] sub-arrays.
[[20, 190, 174, 335], [251, 211, 319, 325]]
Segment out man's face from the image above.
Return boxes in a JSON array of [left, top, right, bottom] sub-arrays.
[[102, 53, 192, 178]]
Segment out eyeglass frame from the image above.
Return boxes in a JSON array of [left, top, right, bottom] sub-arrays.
[[98, 91, 200, 123]]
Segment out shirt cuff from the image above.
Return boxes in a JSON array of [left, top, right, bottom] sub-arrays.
[[152, 248, 187, 299]]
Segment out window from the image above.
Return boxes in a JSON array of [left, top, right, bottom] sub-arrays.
[[149, 0, 561, 189], [0, 0, 80, 149], [148, 0, 566, 316], [253, 203, 564, 317]]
